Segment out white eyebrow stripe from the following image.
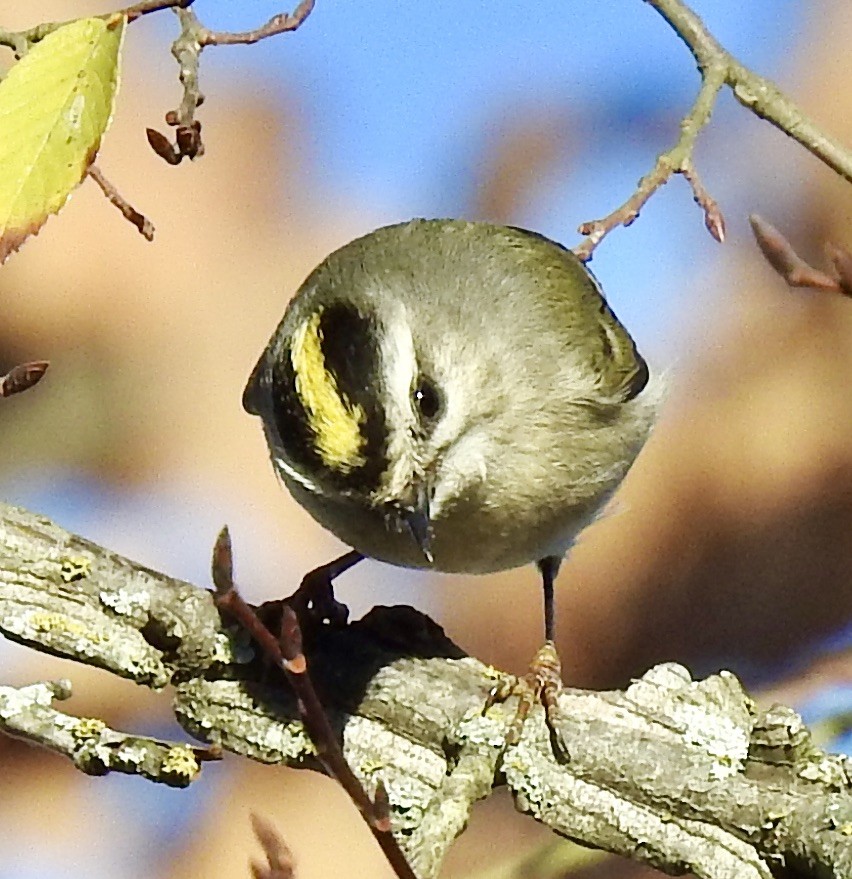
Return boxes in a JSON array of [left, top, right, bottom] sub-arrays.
[[375, 304, 421, 502]]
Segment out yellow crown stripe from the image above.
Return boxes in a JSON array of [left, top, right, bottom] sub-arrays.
[[290, 310, 366, 473]]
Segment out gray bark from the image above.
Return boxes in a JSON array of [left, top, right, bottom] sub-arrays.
[[0, 500, 850, 878]]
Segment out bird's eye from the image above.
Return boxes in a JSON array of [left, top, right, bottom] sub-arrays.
[[413, 378, 442, 420]]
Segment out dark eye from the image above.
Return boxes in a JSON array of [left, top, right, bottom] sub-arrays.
[[413, 378, 442, 420]]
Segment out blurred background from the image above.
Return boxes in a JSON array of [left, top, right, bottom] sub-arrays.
[[1, 1, 851, 877]]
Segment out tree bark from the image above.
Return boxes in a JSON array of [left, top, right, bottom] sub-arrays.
[[0, 500, 850, 879]]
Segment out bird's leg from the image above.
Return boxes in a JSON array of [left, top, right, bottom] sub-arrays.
[[486, 555, 569, 760], [287, 550, 364, 627], [540, 554, 558, 643]]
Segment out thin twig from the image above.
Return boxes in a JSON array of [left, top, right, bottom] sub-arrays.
[[574, 0, 852, 260], [118, 0, 193, 24], [574, 66, 725, 261], [211, 528, 417, 879], [0, 0, 193, 51], [199, 0, 315, 46], [749, 213, 852, 298], [87, 165, 155, 241], [647, 0, 852, 184], [250, 814, 296, 879], [146, 2, 316, 164], [0, 361, 48, 398]]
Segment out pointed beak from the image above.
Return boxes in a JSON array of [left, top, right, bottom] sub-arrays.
[[399, 481, 434, 564]]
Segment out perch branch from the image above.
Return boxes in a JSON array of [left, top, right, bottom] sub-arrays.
[[0, 500, 851, 879], [574, 0, 852, 260]]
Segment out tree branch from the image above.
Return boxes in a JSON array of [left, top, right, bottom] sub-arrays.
[[87, 165, 155, 241], [0, 0, 193, 53], [145, 1, 316, 164], [647, 0, 852, 184], [574, 0, 852, 260], [1, 501, 851, 878], [0, 679, 218, 786]]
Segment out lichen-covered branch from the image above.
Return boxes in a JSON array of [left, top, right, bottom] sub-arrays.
[[0, 500, 851, 879], [0, 678, 216, 786], [574, 0, 852, 260]]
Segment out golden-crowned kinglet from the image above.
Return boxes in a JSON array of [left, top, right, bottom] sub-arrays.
[[244, 219, 656, 642]]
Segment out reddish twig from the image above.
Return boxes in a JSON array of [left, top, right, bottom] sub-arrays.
[[1, 361, 49, 398], [210, 528, 415, 879], [749, 214, 852, 298], [681, 158, 726, 244], [87, 165, 155, 241]]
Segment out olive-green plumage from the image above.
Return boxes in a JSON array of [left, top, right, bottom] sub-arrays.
[[245, 219, 657, 589]]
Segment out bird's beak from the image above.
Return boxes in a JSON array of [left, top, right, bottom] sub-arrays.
[[399, 481, 434, 564]]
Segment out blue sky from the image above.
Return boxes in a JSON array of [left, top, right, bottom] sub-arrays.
[[144, 0, 805, 360]]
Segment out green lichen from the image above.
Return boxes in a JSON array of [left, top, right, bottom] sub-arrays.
[[72, 717, 106, 741], [161, 744, 199, 780], [59, 556, 91, 582]]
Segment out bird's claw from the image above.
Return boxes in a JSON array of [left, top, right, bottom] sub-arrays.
[[485, 640, 570, 762]]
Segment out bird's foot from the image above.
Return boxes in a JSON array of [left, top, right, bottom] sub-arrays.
[[286, 551, 362, 629], [287, 567, 350, 628], [486, 640, 569, 762]]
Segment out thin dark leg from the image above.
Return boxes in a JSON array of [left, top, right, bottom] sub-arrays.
[[537, 555, 561, 643], [290, 550, 364, 626]]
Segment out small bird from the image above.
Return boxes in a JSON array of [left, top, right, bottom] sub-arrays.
[[244, 219, 656, 658]]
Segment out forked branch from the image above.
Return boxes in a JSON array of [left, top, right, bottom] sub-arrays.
[[574, 0, 852, 260]]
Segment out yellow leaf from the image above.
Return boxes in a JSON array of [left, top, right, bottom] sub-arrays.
[[0, 16, 125, 263]]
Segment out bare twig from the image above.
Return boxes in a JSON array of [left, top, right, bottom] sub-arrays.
[[87, 165, 155, 241], [117, 0, 193, 24], [574, 66, 726, 261], [250, 814, 296, 879], [648, 0, 852, 183], [198, 0, 315, 46], [749, 214, 852, 298], [574, 0, 852, 260], [0, 361, 48, 397], [211, 528, 416, 879], [146, 2, 315, 164], [0, 0, 193, 51]]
